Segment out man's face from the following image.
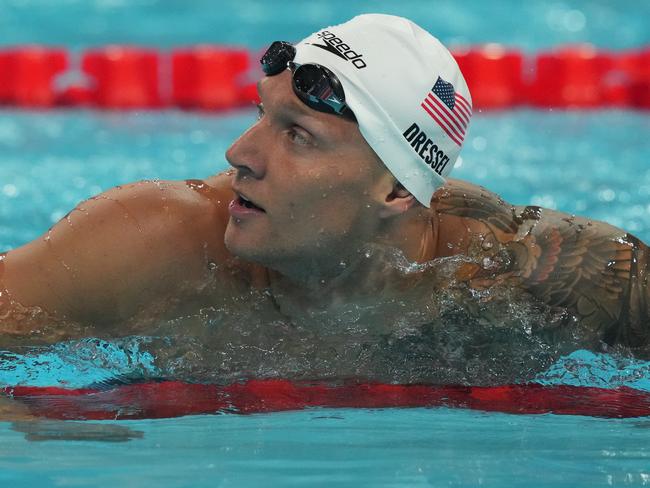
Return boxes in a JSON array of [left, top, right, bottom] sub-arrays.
[[224, 70, 394, 273]]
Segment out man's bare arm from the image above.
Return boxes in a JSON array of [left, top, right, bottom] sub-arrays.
[[0, 175, 233, 344], [432, 179, 650, 351]]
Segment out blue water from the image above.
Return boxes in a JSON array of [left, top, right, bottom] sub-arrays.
[[2, 0, 650, 486], [0, 0, 649, 51], [2, 409, 650, 488]]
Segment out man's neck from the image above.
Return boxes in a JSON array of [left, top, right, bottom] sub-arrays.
[[267, 209, 436, 318]]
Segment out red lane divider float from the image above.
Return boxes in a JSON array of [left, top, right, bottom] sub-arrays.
[[0, 44, 648, 110], [4, 380, 650, 420], [172, 46, 255, 110], [81, 46, 162, 109], [0, 46, 67, 107], [625, 49, 650, 109], [454, 44, 525, 109], [530, 45, 609, 108], [528, 45, 644, 108]]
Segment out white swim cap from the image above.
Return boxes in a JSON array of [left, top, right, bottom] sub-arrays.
[[294, 14, 472, 207]]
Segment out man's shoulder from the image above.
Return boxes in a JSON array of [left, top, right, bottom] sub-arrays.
[[102, 172, 233, 248], [433, 178, 509, 215], [107, 173, 232, 219], [0, 170, 268, 336], [429, 178, 515, 257], [431, 178, 649, 348]]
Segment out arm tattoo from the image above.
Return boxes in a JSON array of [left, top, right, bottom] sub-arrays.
[[432, 180, 650, 351]]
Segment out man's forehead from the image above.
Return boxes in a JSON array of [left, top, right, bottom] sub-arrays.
[[257, 73, 312, 119]]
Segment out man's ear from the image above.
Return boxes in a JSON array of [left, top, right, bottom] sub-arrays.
[[379, 181, 417, 218]]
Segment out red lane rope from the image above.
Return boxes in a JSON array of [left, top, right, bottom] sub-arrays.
[[0, 44, 648, 111], [4, 380, 650, 420]]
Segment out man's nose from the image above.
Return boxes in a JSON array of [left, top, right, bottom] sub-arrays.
[[225, 123, 267, 179]]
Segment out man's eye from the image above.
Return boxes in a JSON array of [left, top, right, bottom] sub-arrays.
[[288, 127, 310, 146], [256, 103, 265, 120]]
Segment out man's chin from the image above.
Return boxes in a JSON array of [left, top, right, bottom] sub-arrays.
[[224, 223, 301, 273], [224, 221, 269, 265]]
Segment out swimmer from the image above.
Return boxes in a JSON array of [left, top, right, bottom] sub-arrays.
[[0, 14, 649, 359]]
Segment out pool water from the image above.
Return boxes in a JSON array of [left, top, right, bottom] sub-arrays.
[[2, 0, 650, 486], [3, 408, 650, 488], [1, 0, 649, 51]]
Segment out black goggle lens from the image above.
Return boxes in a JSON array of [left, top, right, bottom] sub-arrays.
[[259, 41, 355, 120], [291, 63, 348, 116]]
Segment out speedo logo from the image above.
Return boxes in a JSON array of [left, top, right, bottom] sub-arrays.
[[308, 30, 367, 69], [403, 122, 450, 175]]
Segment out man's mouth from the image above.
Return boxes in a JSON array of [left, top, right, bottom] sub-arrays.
[[237, 194, 265, 212], [228, 190, 267, 218]]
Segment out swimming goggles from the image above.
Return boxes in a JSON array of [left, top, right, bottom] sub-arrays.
[[260, 41, 356, 121]]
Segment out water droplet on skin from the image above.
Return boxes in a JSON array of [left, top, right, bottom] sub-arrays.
[[185, 180, 206, 191], [322, 193, 328, 198], [482, 257, 495, 269]]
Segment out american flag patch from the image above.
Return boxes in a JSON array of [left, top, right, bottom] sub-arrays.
[[420, 77, 472, 147]]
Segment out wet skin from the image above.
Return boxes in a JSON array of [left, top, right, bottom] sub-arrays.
[[0, 70, 649, 359]]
